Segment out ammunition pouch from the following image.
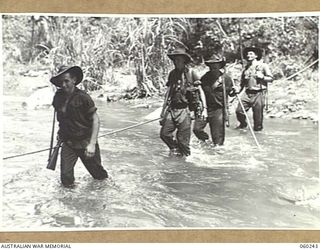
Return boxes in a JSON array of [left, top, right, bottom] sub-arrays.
[[186, 86, 203, 118], [170, 83, 188, 107]]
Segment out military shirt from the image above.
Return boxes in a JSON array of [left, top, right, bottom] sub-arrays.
[[52, 88, 97, 148], [241, 61, 272, 91], [201, 70, 233, 111], [166, 67, 200, 109]]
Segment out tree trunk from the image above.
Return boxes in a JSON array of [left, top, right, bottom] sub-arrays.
[[29, 16, 35, 63]]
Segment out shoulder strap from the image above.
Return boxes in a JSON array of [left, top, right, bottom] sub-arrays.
[[167, 83, 174, 99], [184, 69, 194, 86]]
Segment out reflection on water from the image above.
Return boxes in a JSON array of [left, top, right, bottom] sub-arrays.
[[2, 99, 320, 229]]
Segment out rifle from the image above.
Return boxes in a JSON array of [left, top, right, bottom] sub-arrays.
[[260, 66, 269, 112], [256, 63, 269, 111], [265, 82, 269, 111], [160, 85, 172, 126], [47, 109, 61, 171], [48, 110, 56, 160], [186, 82, 204, 119], [46, 139, 62, 171], [221, 74, 230, 127]]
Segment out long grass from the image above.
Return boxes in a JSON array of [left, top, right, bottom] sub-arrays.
[[2, 15, 318, 95]]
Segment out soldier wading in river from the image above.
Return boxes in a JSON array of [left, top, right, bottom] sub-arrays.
[[236, 46, 273, 131], [160, 48, 207, 157], [50, 66, 108, 188], [193, 54, 237, 146]]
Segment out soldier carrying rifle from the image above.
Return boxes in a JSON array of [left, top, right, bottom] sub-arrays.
[[193, 54, 237, 146], [160, 48, 207, 157], [235, 46, 273, 131], [50, 65, 108, 188]]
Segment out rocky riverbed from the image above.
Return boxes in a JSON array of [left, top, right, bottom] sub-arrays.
[[267, 75, 318, 122]]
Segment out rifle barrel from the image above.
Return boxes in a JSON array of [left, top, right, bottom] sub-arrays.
[[46, 140, 62, 171], [48, 110, 56, 160], [222, 75, 229, 127]]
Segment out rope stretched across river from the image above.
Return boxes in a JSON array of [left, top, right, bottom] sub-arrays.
[[3, 117, 161, 160]]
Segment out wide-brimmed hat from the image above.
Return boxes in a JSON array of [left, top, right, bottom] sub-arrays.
[[50, 65, 83, 87], [167, 48, 192, 64], [243, 46, 263, 60], [204, 54, 226, 68]]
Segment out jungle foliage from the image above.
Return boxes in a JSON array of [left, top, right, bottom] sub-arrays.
[[2, 15, 318, 96]]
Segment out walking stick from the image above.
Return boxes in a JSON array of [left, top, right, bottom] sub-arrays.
[[236, 18, 262, 150], [235, 93, 262, 150]]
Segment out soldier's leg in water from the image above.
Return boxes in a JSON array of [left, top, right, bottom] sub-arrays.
[[252, 92, 265, 131], [79, 143, 108, 180], [236, 93, 251, 128], [176, 111, 192, 156], [60, 143, 78, 187], [193, 117, 209, 141], [209, 108, 224, 145], [160, 112, 178, 150]]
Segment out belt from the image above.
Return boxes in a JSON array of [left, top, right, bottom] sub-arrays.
[[170, 103, 188, 109], [246, 89, 263, 94]]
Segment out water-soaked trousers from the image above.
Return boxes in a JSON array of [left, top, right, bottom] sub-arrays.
[[160, 108, 191, 156], [60, 142, 108, 186], [236, 91, 265, 131], [193, 108, 225, 145]]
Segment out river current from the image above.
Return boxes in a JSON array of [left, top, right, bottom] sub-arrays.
[[2, 98, 319, 230]]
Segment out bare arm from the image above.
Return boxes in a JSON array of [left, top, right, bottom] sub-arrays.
[[262, 69, 273, 83], [257, 64, 273, 85], [198, 85, 207, 118], [90, 112, 100, 144], [160, 86, 171, 118], [85, 111, 100, 157]]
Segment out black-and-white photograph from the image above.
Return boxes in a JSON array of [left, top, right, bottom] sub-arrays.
[[1, 13, 319, 230]]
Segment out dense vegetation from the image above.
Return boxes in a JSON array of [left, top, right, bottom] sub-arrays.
[[3, 15, 318, 94], [2, 15, 319, 121]]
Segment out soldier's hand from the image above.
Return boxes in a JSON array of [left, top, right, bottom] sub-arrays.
[[190, 111, 195, 120], [213, 81, 221, 89], [230, 86, 239, 96], [159, 116, 166, 126], [256, 71, 264, 79], [202, 108, 208, 120], [56, 133, 61, 141], [85, 143, 96, 158]]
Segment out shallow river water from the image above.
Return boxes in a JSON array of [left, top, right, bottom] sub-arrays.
[[2, 98, 319, 230]]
